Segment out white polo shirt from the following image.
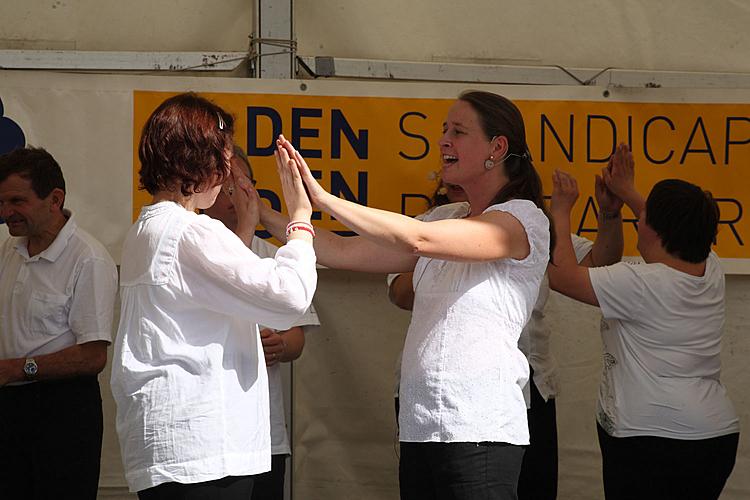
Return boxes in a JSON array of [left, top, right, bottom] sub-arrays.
[[0, 211, 117, 362], [111, 201, 317, 492], [589, 252, 740, 439], [251, 237, 320, 456]]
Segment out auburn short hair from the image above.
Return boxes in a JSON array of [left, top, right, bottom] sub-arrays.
[[138, 93, 235, 196]]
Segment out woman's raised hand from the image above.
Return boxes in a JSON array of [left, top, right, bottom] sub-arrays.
[[551, 169, 580, 215], [228, 159, 260, 237], [602, 143, 635, 201], [595, 163, 624, 216], [276, 136, 330, 208], [274, 135, 312, 223], [602, 142, 645, 216]]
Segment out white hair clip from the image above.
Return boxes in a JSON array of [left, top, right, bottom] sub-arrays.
[[217, 112, 225, 130]]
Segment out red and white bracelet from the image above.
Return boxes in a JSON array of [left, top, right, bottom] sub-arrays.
[[285, 220, 316, 238]]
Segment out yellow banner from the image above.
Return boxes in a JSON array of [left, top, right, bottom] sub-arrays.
[[134, 91, 749, 259]]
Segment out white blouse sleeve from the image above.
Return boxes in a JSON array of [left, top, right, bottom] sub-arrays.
[[177, 217, 318, 331], [485, 199, 551, 268]]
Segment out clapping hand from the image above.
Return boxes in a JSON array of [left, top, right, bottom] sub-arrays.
[[228, 159, 260, 232], [595, 158, 624, 216], [551, 169, 580, 216], [601, 143, 635, 202], [274, 135, 313, 223], [276, 136, 331, 209]]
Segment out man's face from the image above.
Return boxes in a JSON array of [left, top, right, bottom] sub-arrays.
[[203, 156, 254, 231], [0, 174, 60, 238]]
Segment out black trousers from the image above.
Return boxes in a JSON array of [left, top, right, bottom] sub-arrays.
[[138, 476, 254, 500], [251, 454, 287, 500], [517, 376, 558, 500], [597, 423, 739, 500], [0, 376, 103, 500], [399, 441, 525, 500]]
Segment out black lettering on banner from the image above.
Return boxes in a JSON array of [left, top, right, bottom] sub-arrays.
[[724, 117, 750, 165], [541, 114, 574, 162], [308, 170, 368, 235], [331, 109, 368, 159], [643, 116, 675, 164], [627, 115, 634, 151], [715, 198, 744, 246], [622, 215, 640, 233], [292, 108, 323, 158], [680, 116, 716, 164], [399, 112, 430, 160], [247, 107, 282, 156], [587, 115, 617, 163], [401, 193, 431, 216], [332, 171, 368, 205], [576, 197, 599, 235]]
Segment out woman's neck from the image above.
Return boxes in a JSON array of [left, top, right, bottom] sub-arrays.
[[151, 190, 198, 212], [643, 245, 707, 277], [458, 168, 510, 217]]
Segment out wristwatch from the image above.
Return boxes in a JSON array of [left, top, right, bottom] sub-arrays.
[[23, 358, 38, 380]]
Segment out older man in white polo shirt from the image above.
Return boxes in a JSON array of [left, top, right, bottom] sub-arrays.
[[0, 147, 118, 500]]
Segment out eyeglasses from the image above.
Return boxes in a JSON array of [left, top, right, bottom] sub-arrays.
[[222, 178, 257, 197]]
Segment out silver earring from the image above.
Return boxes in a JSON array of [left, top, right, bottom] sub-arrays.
[[484, 157, 495, 170]]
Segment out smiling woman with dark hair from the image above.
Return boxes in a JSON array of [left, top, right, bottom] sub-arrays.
[[263, 90, 552, 500], [111, 93, 318, 499]]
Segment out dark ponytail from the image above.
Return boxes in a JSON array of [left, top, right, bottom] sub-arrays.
[[458, 90, 555, 258]]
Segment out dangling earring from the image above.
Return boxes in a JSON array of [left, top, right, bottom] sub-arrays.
[[484, 156, 495, 170]]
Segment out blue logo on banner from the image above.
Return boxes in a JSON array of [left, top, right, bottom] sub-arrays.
[[0, 96, 26, 156]]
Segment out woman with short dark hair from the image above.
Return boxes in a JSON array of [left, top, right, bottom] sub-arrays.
[[111, 93, 318, 499], [549, 145, 740, 500]]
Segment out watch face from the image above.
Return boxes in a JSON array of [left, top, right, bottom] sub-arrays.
[[24, 360, 38, 376]]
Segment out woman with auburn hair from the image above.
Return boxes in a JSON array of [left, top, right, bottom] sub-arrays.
[[111, 93, 318, 499], [261, 90, 551, 499]]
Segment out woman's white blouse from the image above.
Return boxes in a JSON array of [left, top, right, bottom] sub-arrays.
[[399, 200, 550, 445], [111, 202, 317, 492]]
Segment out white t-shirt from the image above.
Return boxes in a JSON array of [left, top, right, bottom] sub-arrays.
[[0, 212, 117, 362], [518, 234, 593, 403], [251, 237, 320, 456], [589, 252, 740, 439], [399, 200, 550, 445], [111, 202, 317, 492]]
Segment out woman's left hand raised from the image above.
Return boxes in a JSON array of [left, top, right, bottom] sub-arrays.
[[595, 162, 624, 215], [276, 136, 331, 209], [229, 160, 260, 237], [551, 169, 579, 215], [274, 135, 313, 223]]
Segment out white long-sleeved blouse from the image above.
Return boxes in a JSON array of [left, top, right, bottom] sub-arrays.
[[111, 201, 317, 492]]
